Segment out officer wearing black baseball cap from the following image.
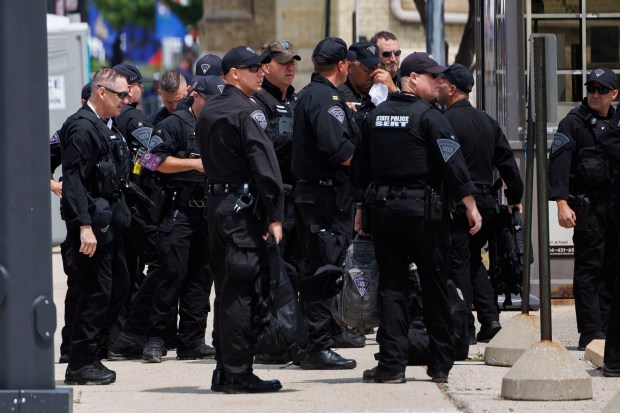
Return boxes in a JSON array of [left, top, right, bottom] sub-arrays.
[[442, 63, 474, 93], [438, 63, 522, 345], [549, 67, 618, 351], [221, 45, 271, 74], [339, 41, 397, 123], [140, 65, 225, 366], [195, 53, 223, 77], [350, 51, 481, 384], [197, 44, 284, 393], [291, 36, 360, 371]]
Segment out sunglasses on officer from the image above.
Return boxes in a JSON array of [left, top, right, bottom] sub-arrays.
[[237, 64, 262, 73], [421, 72, 440, 79], [586, 85, 612, 95], [381, 50, 402, 58], [97, 84, 129, 99]]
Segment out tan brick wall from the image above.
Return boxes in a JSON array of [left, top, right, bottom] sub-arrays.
[[198, 0, 470, 87]]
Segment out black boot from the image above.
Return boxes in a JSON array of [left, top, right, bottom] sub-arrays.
[[65, 343, 116, 385], [222, 372, 282, 394], [211, 369, 226, 392]]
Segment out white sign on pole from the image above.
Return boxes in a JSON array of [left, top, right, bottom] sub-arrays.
[[49, 75, 66, 110]]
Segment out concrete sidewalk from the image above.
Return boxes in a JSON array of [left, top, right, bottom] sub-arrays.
[[50, 251, 620, 413]]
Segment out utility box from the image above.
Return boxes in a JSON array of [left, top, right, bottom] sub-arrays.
[[47, 14, 89, 244]]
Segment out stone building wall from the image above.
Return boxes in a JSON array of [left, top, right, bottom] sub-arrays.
[[198, 0, 470, 88]]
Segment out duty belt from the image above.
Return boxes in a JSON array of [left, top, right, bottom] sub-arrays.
[[298, 179, 333, 187], [474, 184, 495, 196], [207, 182, 250, 195], [376, 185, 425, 201]]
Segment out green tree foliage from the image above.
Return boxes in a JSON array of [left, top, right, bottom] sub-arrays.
[[92, 0, 201, 30]]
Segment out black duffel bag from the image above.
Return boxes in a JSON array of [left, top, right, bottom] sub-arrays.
[[254, 237, 308, 357]]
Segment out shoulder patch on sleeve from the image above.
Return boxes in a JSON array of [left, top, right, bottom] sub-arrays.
[[550, 132, 570, 155], [436, 138, 460, 163], [327, 105, 345, 124], [250, 110, 268, 130], [131, 126, 155, 150], [49, 131, 60, 145]]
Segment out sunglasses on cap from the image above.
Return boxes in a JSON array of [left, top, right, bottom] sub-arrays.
[[237, 64, 262, 73], [97, 84, 129, 99], [381, 50, 402, 58], [586, 85, 612, 95]]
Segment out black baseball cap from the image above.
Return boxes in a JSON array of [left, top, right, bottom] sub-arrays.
[[585, 68, 617, 90], [88, 197, 113, 245], [347, 41, 382, 67], [81, 82, 92, 101], [400, 52, 448, 77], [221, 46, 271, 74], [261, 40, 301, 63], [113, 63, 153, 83], [195, 54, 223, 76], [312, 37, 348, 64], [192, 75, 225, 97], [444, 63, 474, 93]]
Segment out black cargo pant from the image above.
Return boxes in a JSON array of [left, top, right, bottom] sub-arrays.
[[147, 205, 213, 351], [65, 227, 130, 357], [119, 212, 162, 341], [366, 198, 454, 375], [208, 193, 268, 374], [108, 207, 158, 347], [573, 199, 616, 336], [448, 194, 499, 330], [294, 182, 352, 352]]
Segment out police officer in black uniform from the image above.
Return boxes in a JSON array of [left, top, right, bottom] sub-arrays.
[[438, 64, 523, 343], [338, 41, 394, 126], [60, 68, 132, 385], [106, 63, 162, 359], [597, 100, 620, 377], [140, 76, 223, 363], [53, 82, 91, 364], [350, 52, 482, 384], [252, 40, 302, 360], [150, 70, 188, 127], [291, 37, 359, 370], [197, 46, 284, 393], [549, 68, 618, 350]]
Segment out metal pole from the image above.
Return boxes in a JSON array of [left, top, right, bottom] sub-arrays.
[[521, 82, 535, 315], [325, 0, 331, 38], [532, 36, 552, 341], [0, 0, 71, 410], [426, 0, 446, 64]]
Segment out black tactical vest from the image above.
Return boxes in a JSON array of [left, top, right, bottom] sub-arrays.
[[80, 110, 131, 200], [369, 99, 433, 184], [569, 106, 611, 189]]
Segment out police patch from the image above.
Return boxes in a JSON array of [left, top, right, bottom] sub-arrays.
[[49, 131, 60, 145], [327, 106, 345, 124], [550, 132, 570, 155], [132, 126, 160, 151], [436, 138, 460, 163], [200, 63, 211, 75], [250, 110, 268, 130], [217, 84, 224, 93]]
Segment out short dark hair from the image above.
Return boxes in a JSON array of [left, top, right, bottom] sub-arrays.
[[370, 31, 398, 45], [312, 55, 338, 74], [160, 70, 183, 92]]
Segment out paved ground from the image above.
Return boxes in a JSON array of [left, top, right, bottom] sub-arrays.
[[50, 251, 620, 413]]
